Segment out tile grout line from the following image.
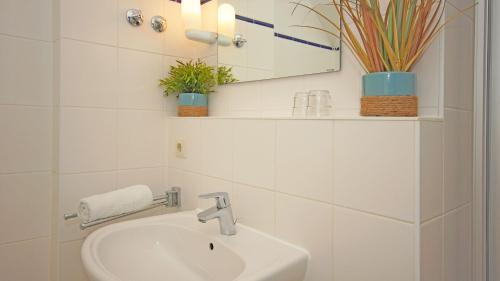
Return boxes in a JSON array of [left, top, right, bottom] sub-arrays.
[[58, 238, 84, 245], [60, 36, 191, 58], [332, 203, 415, 225], [0, 236, 51, 248], [273, 120, 278, 234], [0, 170, 53, 176], [115, 0, 119, 52], [331, 119, 336, 276], [444, 201, 474, 218], [231, 119, 235, 197], [445, 2, 475, 22], [0, 32, 53, 43], [166, 116, 425, 121], [114, 27, 120, 184], [421, 200, 474, 225], [440, 113, 446, 281], [0, 104, 53, 109], [441, 112, 446, 223], [415, 121, 422, 281], [167, 165, 417, 225], [443, 106, 474, 113], [58, 165, 165, 176], [59, 105, 166, 112]]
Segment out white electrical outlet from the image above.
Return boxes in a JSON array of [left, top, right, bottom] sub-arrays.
[[175, 140, 186, 158]]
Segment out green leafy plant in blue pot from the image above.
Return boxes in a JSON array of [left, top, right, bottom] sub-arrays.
[[160, 60, 236, 117], [293, 0, 475, 116]]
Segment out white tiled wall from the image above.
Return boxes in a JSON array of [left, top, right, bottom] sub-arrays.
[[276, 193, 333, 281], [167, 110, 473, 281], [210, 1, 477, 118], [58, 240, 88, 281], [0, 174, 52, 244], [54, 1, 211, 280], [0, 36, 53, 106], [0, 238, 51, 281], [232, 183, 275, 233], [0, 0, 54, 280], [208, 3, 475, 279], [444, 204, 472, 281], [200, 119, 234, 179], [276, 120, 333, 202], [0, 0, 53, 41], [167, 117, 421, 281], [0, 106, 53, 173], [233, 119, 275, 189], [420, 121, 444, 222], [419, 111, 473, 281], [211, 51, 366, 117], [419, 3, 475, 281], [334, 207, 415, 281], [421, 216, 444, 281], [333, 120, 416, 222], [214, 44, 444, 117], [0, 1, 474, 281]]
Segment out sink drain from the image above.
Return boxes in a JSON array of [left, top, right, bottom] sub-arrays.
[[209, 243, 214, 251]]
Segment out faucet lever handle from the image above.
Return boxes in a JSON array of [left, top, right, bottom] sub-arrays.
[[198, 192, 231, 209]]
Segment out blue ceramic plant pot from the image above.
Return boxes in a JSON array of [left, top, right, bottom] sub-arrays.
[[177, 93, 208, 117], [178, 93, 208, 106], [362, 72, 416, 96]]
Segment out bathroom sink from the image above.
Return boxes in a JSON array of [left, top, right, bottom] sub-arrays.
[[81, 210, 309, 281]]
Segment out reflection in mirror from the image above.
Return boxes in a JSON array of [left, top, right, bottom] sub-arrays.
[[217, 0, 341, 83]]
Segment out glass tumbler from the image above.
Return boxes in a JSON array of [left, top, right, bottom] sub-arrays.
[[293, 92, 310, 117], [307, 90, 332, 117]]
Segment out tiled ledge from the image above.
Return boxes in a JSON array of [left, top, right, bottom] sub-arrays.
[[166, 115, 443, 121]]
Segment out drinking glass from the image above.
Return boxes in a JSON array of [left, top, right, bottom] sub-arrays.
[[293, 92, 310, 117], [307, 90, 332, 117]]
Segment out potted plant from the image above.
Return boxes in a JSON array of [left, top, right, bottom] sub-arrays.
[[160, 60, 236, 117], [292, 0, 475, 116]]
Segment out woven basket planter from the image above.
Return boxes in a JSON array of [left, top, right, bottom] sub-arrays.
[[360, 96, 418, 117], [361, 72, 417, 117], [177, 93, 208, 117], [178, 105, 208, 117]]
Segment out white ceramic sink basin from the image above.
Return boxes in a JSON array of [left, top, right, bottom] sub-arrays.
[[82, 210, 309, 281]]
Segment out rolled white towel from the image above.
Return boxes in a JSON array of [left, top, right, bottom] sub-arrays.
[[77, 185, 153, 223]]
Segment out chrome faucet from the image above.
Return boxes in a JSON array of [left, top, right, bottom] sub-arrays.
[[197, 192, 237, 236]]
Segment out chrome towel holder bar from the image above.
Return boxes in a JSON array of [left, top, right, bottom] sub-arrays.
[[63, 187, 181, 230]]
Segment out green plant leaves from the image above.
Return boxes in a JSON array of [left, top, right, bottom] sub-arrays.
[[292, 0, 476, 73], [217, 66, 238, 85], [159, 60, 237, 96]]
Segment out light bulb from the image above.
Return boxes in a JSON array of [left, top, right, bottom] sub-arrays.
[[182, 0, 202, 30], [218, 3, 235, 38]]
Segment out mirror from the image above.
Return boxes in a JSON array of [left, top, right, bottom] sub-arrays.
[[217, 0, 341, 83]]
